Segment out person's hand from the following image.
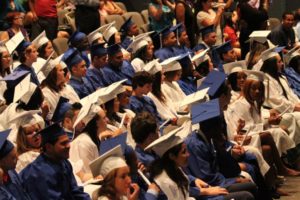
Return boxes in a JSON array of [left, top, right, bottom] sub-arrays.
[[137, 162, 146, 172], [41, 101, 49, 119], [236, 119, 245, 134], [217, 6, 224, 15], [195, 178, 209, 188], [128, 183, 140, 200], [231, 145, 245, 159], [236, 177, 251, 183], [99, 130, 114, 141], [201, 186, 228, 196], [268, 110, 282, 125]]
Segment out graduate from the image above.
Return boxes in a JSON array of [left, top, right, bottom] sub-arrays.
[[120, 17, 140, 49], [214, 41, 237, 72], [86, 43, 108, 89], [171, 23, 192, 54], [177, 54, 197, 95], [0, 40, 12, 106], [128, 71, 163, 124], [103, 23, 122, 46], [20, 123, 91, 200], [63, 48, 95, 99], [0, 129, 31, 200], [68, 31, 91, 67], [193, 25, 216, 54], [102, 44, 135, 86], [31, 30, 54, 60]]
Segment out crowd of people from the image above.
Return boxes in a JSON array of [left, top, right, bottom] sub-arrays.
[[1, 0, 300, 199]]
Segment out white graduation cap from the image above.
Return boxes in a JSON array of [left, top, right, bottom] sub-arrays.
[[127, 32, 153, 53], [223, 60, 247, 75], [99, 22, 116, 34], [179, 87, 209, 108], [191, 48, 210, 67], [8, 110, 41, 126], [33, 51, 54, 75], [89, 145, 127, 178], [248, 30, 271, 44], [211, 2, 226, 8], [260, 45, 284, 62], [87, 27, 104, 44], [31, 31, 49, 50], [13, 74, 38, 104], [160, 55, 183, 72], [103, 22, 118, 41], [244, 70, 265, 82], [144, 59, 161, 75], [54, 53, 67, 69], [284, 46, 300, 65], [5, 31, 25, 54], [145, 126, 184, 157]]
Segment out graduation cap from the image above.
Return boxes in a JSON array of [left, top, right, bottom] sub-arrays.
[[62, 48, 83, 69], [0, 70, 29, 85], [145, 126, 184, 157], [87, 27, 104, 44], [191, 98, 221, 124], [107, 43, 122, 56], [126, 33, 151, 53], [144, 59, 161, 75], [191, 48, 210, 67], [159, 25, 173, 39], [171, 23, 185, 36], [39, 123, 66, 145], [198, 70, 227, 97], [215, 40, 233, 55], [34, 51, 55, 76], [53, 53, 67, 69], [199, 25, 215, 37], [247, 30, 271, 44], [179, 87, 209, 108], [52, 96, 72, 123], [178, 52, 192, 68], [68, 31, 87, 44], [160, 54, 184, 72], [8, 109, 41, 126], [89, 145, 127, 178], [284, 46, 300, 65], [0, 129, 14, 159], [244, 70, 265, 82], [16, 40, 31, 55], [223, 60, 247, 75], [5, 31, 25, 54], [90, 43, 107, 57], [13, 74, 38, 104], [31, 30, 49, 50], [100, 132, 127, 155], [103, 23, 118, 41], [119, 17, 135, 33], [260, 45, 285, 62]]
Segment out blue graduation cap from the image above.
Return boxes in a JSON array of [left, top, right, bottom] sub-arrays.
[[199, 25, 215, 37], [0, 70, 30, 88], [0, 129, 14, 159], [62, 48, 83, 70], [52, 96, 72, 123], [100, 132, 127, 155], [68, 31, 87, 44], [198, 70, 226, 97], [90, 43, 107, 58], [178, 52, 192, 68], [192, 44, 208, 52], [120, 17, 135, 33], [159, 25, 173, 39], [39, 123, 66, 145], [16, 41, 31, 55], [215, 40, 233, 55], [171, 23, 185, 37], [191, 98, 220, 124], [107, 44, 122, 56]]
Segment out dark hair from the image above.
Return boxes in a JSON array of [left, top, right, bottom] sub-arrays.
[[282, 11, 294, 20], [149, 142, 189, 198], [16, 87, 44, 111], [199, 116, 223, 138], [194, 0, 209, 17], [19, 45, 33, 63], [295, 9, 300, 22], [211, 81, 230, 99], [104, 98, 121, 123], [242, 79, 265, 114], [132, 71, 153, 90], [41, 66, 63, 93], [98, 169, 119, 199], [64, 102, 82, 121], [5, 12, 22, 25], [82, 114, 101, 151], [37, 42, 49, 59], [0, 52, 11, 77], [107, 34, 116, 46], [260, 57, 288, 98], [289, 55, 300, 74], [195, 60, 210, 77], [133, 45, 148, 62], [227, 71, 247, 92], [247, 42, 268, 69], [151, 71, 166, 102], [164, 70, 179, 80], [131, 112, 157, 144]]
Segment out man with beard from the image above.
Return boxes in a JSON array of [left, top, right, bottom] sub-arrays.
[[20, 123, 91, 200], [102, 44, 135, 86]]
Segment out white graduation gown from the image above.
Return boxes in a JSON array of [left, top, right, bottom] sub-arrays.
[[16, 151, 40, 173], [42, 87, 60, 120], [60, 84, 80, 103], [131, 58, 145, 72], [161, 81, 187, 112]]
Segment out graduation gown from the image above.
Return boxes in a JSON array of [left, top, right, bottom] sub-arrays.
[[102, 61, 135, 86], [3, 170, 31, 200], [120, 36, 133, 50], [131, 58, 146, 72], [70, 133, 99, 174], [16, 151, 40, 173], [69, 76, 95, 99], [14, 64, 40, 85], [42, 87, 60, 119], [20, 154, 91, 200], [177, 77, 197, 95], [154, 46, 178, 62], [86, 66, 107, 89], [60, 84, 80, 104], [0, 186, 16, 200], [284, 67, 300, 98], [129, 95, 163, 124], [161, 81, 187, 112]]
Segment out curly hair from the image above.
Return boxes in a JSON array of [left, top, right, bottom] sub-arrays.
[[242, 79, 265, 115], [97, 169, 119, 199]]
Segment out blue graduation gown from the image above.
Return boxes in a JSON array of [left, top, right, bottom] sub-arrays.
[[14, 64, 40, 85], [102, 61, 135, 86], [86, 66, 107, 89], [2, 170, 30, 200], [0, 186, 16, 200], [129, 95, 163, 124], [185, 132, 236, 187], [177, 77, 197, 95], [135, 146, 159, 168], [69, 76, 95, 99], [121, 36, 133, 50], [20, 154, 91, 200], [210, 47, 224, 73], [284, 67, 300, 98], [80, 51, 90, 68], [154, 47, 177, 62]]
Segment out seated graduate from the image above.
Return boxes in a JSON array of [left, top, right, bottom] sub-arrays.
[[87, 25, 107, 46], [119, 17, 140, 49], [31, 31, 55, 60], [68, 31, 91, 67], [171, 23, 192, 54], [0, 166, 16, 200], [0, 129, 31, 200], [213, 41, 237, 72], [191, 49, 214, 82], [62, 48, 95, 99], [20, 123, 91, 200], [90, 145, 159, 200], [129, 71, 162, 124], [102, 44, 135, 86], [283, 47, 300, 98], [86, 43, 108, 89], [147, 125, 236, 200]]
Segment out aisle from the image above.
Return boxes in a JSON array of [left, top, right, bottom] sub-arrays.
[[281, 176, 300, 200]]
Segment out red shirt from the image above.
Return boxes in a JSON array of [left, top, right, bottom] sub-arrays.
[[224, 25, 238, 46], [34, 0, 57, 18]]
